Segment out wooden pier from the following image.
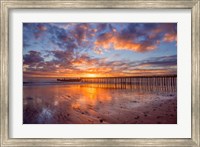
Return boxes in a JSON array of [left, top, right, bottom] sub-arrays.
[[80, 75, 177, 87]]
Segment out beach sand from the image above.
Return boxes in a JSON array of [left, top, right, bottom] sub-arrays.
[[23, 84, 177, 124]]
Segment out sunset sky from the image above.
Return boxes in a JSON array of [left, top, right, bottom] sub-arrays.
[[23, 23, 177, 78]]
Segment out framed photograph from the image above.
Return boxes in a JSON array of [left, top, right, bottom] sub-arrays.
[[0, 0, 199, 146]]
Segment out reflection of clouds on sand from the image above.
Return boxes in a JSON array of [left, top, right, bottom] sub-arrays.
[[23, 84, 177, 124], [71, 103, 81, 109], [54, 100, 59, 106], [37, 108, 54, 123]]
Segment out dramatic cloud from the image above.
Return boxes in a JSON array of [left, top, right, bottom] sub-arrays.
[[94, 23, 177, 52], [163, 33, 177, 42], [137, 55, 177, 68], [23, 51, 44, 64], [23, 23, 177, 78], [94, 32, 156, 52], [37, 24, 47, 31]]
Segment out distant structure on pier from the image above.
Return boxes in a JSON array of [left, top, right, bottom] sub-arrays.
[[57, 78, 81, 82]]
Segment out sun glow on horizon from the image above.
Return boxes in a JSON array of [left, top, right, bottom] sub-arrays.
[[85, 74, 98, 78]]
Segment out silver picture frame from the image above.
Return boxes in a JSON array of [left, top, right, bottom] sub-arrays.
[[0, 0, 199, 146]]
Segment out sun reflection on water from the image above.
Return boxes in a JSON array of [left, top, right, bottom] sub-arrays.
[[23, 83, 176, 124]]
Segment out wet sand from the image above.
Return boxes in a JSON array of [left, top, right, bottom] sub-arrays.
[[23, 84, 177, 124]]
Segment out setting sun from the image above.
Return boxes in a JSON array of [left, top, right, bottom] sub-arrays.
[[85, 74, 97, 78]]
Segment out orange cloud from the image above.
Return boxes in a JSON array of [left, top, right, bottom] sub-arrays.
[[72, 56, 98, 67], [87, 67, 112, 73], [93, 48, 103, 55], [163, 33, 177, 42], [94, 33, 157, 52], [37, 24, 47, 31]]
